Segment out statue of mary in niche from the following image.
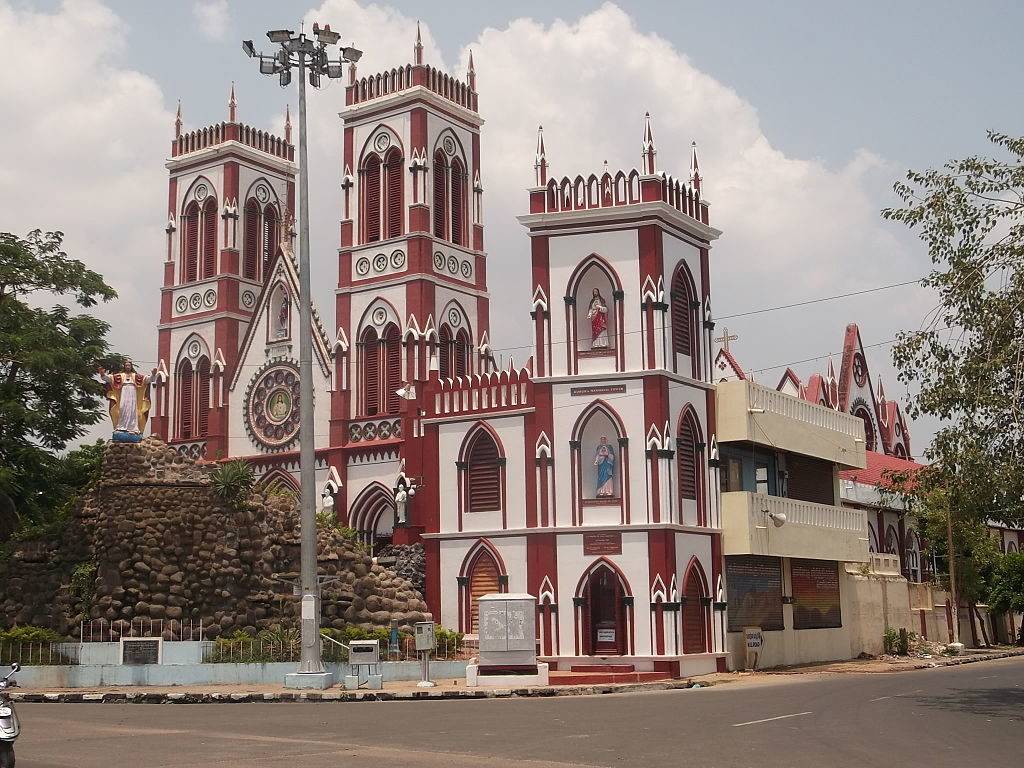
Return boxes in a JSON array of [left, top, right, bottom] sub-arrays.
[[587, 288, 609, 349], [593, 435, 616, 497]]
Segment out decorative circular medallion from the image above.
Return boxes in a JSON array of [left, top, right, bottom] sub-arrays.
[[374, 132, 391, 152], [355, 257, 371, 276], [349, 423, 363, 442], [241, 290, 256, 309], [244, 362, 302, 450], [187, 340, 202, 359], [390, 249, 406, 269], [371, 307, 388, 326], [377, 421, 392, 439], [363, 422, 378, 441], [448, 308, 461, 327], [853, 353, 867, 387], [433, 251, 445, 270], [460, 260, 472, 278], [194, 183, 209, 201], [203, 289, 217, 308], [175, 296, 189, 314], [373, 253, 388, 272], [255, 185, 270, 204], [447, 255, 459, 274], [443, 136, 456, 156], [189, 292, 203, 310]]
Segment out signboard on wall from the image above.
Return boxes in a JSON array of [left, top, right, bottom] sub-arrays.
[[791, 559, 842, 629], [583, 531, 622, 556], [571, 385, 627, 397], [726, 556, 784, 632]]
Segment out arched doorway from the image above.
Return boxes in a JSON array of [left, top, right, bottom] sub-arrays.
[[467, 549, 501, 634], [682, 564, 709, 654], [582, 564, 626, 655]]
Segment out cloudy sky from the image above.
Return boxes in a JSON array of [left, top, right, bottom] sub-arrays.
[[3, 0, 1022, 453]]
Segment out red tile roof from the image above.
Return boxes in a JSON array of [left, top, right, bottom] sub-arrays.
[[839, 450, 923, 488]]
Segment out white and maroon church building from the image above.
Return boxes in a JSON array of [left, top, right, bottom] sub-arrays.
[[152, 31, 728, 676]]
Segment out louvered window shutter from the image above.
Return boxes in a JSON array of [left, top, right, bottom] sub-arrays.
[[364, 157, 381, 243], [672, 272, 692, 357], [202, 199, 218, 279], [682, 576, 707, 653], [467, 433, 501, 513], [363, 334, 380, 415], [455, 330, 470, 378], [433, 153, 446, 239], [438, 327, 452, 378], [262, 207, 277, 277], [196, 357, 211, 437], [244, 200, 260, 280], [384, 327, 402, 414], [678, 416, 698, 501], [450, 160, 464, 246], [386, 151, 403, 239], [178, 360, 194, 439], [469, 555, 500, 633], [183, 204, 199, 283]]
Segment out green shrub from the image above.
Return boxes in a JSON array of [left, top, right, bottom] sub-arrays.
[[883, 627, 899, 655], [895, 628, 910, 656], [70, 561, 97, 606], [0, 625, 64, 643], [210, 460, 254, 510]]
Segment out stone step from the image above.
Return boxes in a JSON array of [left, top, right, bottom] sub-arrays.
[[548, 670, 672, 686], [569, 663, 635, 673]]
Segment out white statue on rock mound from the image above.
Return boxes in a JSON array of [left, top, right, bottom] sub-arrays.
[[98, 359, 153, 442]]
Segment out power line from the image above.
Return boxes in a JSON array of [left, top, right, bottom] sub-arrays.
[[715, 279, 924, 321]]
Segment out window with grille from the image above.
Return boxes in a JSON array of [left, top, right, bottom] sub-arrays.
[[466, 431, 501, 513]]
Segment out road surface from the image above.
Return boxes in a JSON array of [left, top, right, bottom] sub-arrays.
[[12, 656, 1024, 767]]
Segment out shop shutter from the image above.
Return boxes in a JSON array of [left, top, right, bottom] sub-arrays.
[[786, 455, 835, 505]]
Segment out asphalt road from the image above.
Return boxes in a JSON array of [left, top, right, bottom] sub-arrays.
[[10, 657, 1024, 768]]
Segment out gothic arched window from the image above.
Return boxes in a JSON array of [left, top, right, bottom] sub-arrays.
[[201, 197, 218, 280], [243, 198, 261, 280], [465, 429, 502, 514], [682, 563, 709, 654], [854, 406, 876, 452], [672, 263, 699, 376], [450, 157, 466, 247], [455, 328, 471, 378], [262, 204, 279, 277], [466, 548, 500, 633], [360, 326, 380, 416], [196, 356, 211, 438], [363, 153, 381, 243], [438, 325, 453, 379], [384, 147, 403, 239], [176, 358, 194, 439], [677, 407, 705, 525], [182, 201, 200, 283], [382, 323, 402, 415], [433, 150, 447, 240]]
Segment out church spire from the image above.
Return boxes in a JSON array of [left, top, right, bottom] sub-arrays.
[[414, 21, 423, 65], [689, 140, 702, 195], [228, 82, 237, 122], [641, 112, 656, 174], [534, 125, 548, 186], [174, 100, 182, 138], [284, 103, 292, 143], [467, 49, 476, 91]]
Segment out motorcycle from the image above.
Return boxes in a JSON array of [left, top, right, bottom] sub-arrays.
[[0, 662, 20, 768]]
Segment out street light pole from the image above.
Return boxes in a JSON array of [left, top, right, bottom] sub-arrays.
[[244, 25, 362, 688]]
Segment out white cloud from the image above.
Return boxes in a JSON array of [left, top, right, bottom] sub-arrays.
[[193, 0, 229, 42], [0, 0, 171, 444]]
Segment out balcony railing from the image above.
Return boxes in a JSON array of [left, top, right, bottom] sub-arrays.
[[722, 491, 869, 563], [717, 379, 866, 469]]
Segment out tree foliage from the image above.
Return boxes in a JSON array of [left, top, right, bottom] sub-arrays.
[[988, 553, 1024, 617], [883, 132, 1024, 530], [0, 230, 116, 523]]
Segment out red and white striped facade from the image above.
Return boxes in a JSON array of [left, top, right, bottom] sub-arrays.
[[155, 34, 727, 675]]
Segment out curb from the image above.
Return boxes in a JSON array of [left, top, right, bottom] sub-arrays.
[[765, 648, 1024, 676], [10, 679, 710, 704]]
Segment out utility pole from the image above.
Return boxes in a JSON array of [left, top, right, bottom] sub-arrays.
[[243, 25, 362, 689], [946, 500, 962, 649]]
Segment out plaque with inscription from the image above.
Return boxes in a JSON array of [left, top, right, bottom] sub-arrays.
[[583, 531, 622, 556], [120, 638, 161, 665], [570, 385, 626, 397]]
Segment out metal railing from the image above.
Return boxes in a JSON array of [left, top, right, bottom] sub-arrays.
[[80, 618, 207, 642], [202, 633, 473, 664], [0, 642, 80, 666]]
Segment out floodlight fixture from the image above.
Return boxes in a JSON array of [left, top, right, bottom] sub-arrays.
[[242, 39, 256, 58], [314, 23, 341, 45], [326, 62, 345, 79], [259, 56, 277, 75], [267, 29, 294, 43], [279, 68, 291, 87], [309, 69, 321, 88], [342, 46, 363, 62]]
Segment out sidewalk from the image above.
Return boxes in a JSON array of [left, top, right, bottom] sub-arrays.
[[759, 646, 1024, 675]]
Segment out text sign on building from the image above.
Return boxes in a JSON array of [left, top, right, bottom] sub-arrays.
[[570, 385, 626, 397], [583, 531, 622, 556], [120, 637, 162, 665]]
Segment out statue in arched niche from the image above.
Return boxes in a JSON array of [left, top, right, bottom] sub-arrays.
[[275, 288, 290, 340], [587, 288, 609, 349], [593, 435, 616, 497]]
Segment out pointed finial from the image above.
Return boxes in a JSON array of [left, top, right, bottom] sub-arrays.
[[284, 104, 292, 143], [174, 100, 182, 138], [414, 21, 423, 65], [641, 112, 656, 174], [467, 49, 476, 91], [534, 125, 548, 186], [878, 376, 886, 401], [228, 82, 237, 122], [689, 140, 702, 195]]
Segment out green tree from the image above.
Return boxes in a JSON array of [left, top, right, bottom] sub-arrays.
[[988, 553, 1024, 619], [0, 230, 116, 523]]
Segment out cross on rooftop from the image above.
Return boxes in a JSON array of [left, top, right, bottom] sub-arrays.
[[715, 326, 739, 352]]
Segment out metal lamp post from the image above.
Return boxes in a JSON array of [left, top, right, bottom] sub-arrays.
[[243, 25, 362, 688]]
